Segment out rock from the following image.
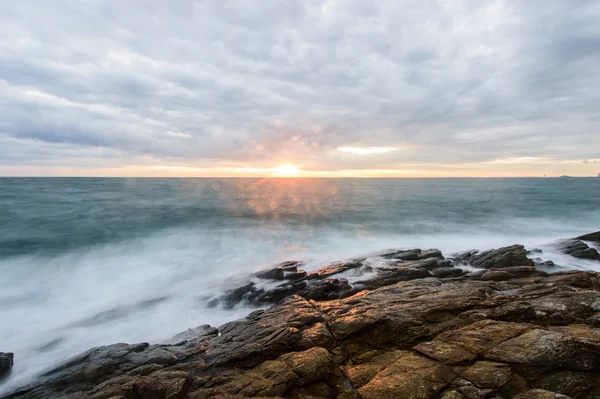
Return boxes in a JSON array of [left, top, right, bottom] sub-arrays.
[[576, 231, 600, 243], [285, 271, 307, 281], [306, 261, 363, 280], [536, 370, 597, 397], [431, 267, 466, 278], [532, 258, 555, 268], [515, 389, 574, 399], [485, 329, 596, 370], [223, 281, 256, 306], [358, 352, 456, 399], [212, 248, 465, 308], [170, 324, 218, 343], [413, 341, 477, 364], [279, 260, 303, 272], [452, 245, 534, 269], [280, 347, 334, 384], [1, 352, 13, 379], [476, 266, 544, 281], [255, 267, 285, 280], [380, 248, 443, 261], [458, 361, 512, 389], [556, 239, 600, 260]]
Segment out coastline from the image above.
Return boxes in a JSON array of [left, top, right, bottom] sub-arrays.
[[3, 233, 600, 399]]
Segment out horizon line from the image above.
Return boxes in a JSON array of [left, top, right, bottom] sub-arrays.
[[1, 175, 598, 179]]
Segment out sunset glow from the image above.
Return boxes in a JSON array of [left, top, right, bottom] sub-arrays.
[[272, 164, 302, 177]]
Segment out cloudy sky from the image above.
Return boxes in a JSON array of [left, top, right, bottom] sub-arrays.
[[1, 0, 599, 177]]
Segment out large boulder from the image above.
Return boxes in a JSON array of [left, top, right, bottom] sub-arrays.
[[0, 352, 13, 379], [452, 245, 534, 269]]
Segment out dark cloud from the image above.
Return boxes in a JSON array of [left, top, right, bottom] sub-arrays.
[[1, 0, 599, 173]]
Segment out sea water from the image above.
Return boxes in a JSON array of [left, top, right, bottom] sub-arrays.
[[1, 177, 599, 392]]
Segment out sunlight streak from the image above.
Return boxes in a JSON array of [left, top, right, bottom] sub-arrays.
[[271, 164, 302, 177], [337, 146, 398, 155]]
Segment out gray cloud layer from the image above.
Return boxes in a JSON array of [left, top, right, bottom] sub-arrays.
[[1, 0, 599, 173]]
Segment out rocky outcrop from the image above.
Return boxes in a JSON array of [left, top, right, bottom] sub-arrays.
[[215, 249, 462, 308], [7, 265, 600, 398], [6, 241, 600, 399], [0, 353, 13, 380], [557, 239, 600, 260], [451, 244, 534, 269]]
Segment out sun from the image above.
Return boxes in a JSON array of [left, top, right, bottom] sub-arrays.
[[272, 164, 302, 177]]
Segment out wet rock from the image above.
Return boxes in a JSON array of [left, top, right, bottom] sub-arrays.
[[256, 267, 285, 280], [214, 249, 462, 308], [532, 258, 555, 268], [431, 267, 466, 278], [380, 248, 444, 261], [576, 231, 600, 243], [452, 245, 534, 269], [516, 389, 574, 399], [476, 266, 545, 281], [527, 248, 543, 255], [225, 281, 256, 305], [254, 281, 307, 303], [556, 239, 600, 260], [413, 341, 477, 364], [306, 261, 363, 280], [485, 329, 597, 370], [536, 370, 597, 397], [285, 271, 307, 281], [170, 324, 218, 343], [1, 352, 13, 379], [279, 260, 303, 272]]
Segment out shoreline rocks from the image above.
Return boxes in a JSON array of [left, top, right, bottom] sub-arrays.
[[215, 249, 463, 308], [556, 239, 600, 260], [5, 233, 600, 398], [451, 244, 534, 269]]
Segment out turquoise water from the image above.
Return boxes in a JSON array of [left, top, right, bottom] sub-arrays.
[[0, 177, 599, 392]]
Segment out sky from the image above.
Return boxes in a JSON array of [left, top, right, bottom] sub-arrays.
[[1, 0, 600, 177]]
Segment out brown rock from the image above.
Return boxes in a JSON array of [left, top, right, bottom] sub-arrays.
[[358, 352, 456, 399], [413, 341, 477, 364], [516, 389, 574, 399], [485, 329, 597, 370], [536, 371, 597, 398], [434, 320, 531, 355], [281, 348, 334, 385], [458, 361, 511, 389]]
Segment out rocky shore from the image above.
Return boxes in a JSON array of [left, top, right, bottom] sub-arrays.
[[3, 233, 600, 399]]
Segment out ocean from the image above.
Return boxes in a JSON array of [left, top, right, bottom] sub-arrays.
[[1, 177, 599, 393]]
